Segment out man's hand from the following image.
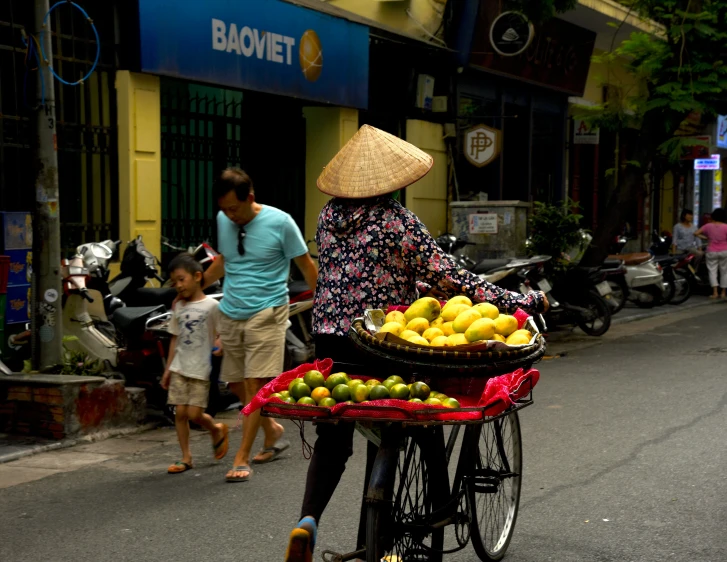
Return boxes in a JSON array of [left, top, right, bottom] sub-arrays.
[[161, 371, 171, 390], [212, 337, 223, 357]]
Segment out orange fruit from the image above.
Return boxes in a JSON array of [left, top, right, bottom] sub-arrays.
[[311, 387, 331, 404]]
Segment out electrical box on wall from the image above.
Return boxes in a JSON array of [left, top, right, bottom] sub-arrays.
[[415, 74, 435, 110], [432, 96, 448, 113]]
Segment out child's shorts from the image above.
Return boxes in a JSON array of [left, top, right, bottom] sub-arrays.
[[167, 373, 210, 408]]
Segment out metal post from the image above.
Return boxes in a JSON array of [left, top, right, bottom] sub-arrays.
[[32, 0, 62, 369]]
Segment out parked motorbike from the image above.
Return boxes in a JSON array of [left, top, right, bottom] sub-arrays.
[[608, 236, 670, 308], [434, 233, 477, 270], [600, 257, 629, 313], [673, 252, 711, 295]]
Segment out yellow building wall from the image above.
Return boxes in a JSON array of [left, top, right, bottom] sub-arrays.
[[303, 107, 359, 245], [405, 120, 448, 236], [581, 48, 641, 105], [115, 71, 162, 272], [328, 0, 446, 41]]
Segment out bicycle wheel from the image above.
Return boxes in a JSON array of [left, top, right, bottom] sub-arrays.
[[366, 428, 448, 562], [469, 413, 522, 562]]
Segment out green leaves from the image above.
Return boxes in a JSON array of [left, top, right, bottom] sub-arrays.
[[528, 199, 587, 272]]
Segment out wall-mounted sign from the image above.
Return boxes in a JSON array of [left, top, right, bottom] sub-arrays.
[[573, 119, 599, 145], [694, 155, 720, 170], [718, 115, 727, 149], [469, 213, 498, 234], [464, 124, 502, 168], [489, 12, 534, 57], [138, 0, 369, 108]]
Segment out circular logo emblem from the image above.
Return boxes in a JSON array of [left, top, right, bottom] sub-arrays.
[[490, 11, 534, 57], [299, 29, 322, 82], [44, 288, 59, 303]]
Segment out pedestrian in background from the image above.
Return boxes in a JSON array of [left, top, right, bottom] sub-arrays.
[[162, 254, 229, 473], [201, 168, 318, 482], [672, 209, 703, 269], [696, 207, 727, 299]]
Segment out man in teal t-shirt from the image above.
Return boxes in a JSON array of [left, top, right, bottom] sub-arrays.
[[202, 168, 318, 483]]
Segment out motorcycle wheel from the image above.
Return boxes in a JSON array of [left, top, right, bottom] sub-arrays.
[[606, 278, 628, 314], [669, 270, 692, 305], [633, 285, 662, 308], [576, 292, 612, 336]]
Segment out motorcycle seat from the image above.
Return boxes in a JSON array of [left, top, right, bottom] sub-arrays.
[[473, 258, 513, 274], [653, 255, 677, 266], [289, 280, 310, 298], [609, 253, 651, 266], [113, 305, 167, 334], [129, 287, 178, 308], [602, 258, 624, 270]]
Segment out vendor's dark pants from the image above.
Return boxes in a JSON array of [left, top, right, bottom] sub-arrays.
[[300, 335, 379, 548]]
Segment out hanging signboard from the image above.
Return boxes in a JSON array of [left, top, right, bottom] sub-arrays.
[[464, 124, 502, 168], [469, 213, 499, 234], [573, 119, 599, 145], [489, 12, 534, 57], [694, 155, 720, 170], [717, 115, 727, 149]]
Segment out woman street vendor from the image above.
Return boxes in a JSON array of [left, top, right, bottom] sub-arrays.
[[284, 125, 548, 562]]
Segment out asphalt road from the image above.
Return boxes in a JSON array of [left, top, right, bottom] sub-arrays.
[[2, 303, 727, 562]]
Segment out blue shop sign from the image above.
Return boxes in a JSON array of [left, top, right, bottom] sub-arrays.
[[138, 0, 369, 108]]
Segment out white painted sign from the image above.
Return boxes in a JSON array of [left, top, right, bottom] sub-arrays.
[[464, 124, 501, 168], [469, 213, 498, 234], [573, 119, 599, 145], [694, 155, 720, 170]]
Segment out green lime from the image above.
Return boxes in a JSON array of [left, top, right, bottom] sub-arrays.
[[297, 396, 317, 405], [386, 375, 405, 386], [303, 370, 325, 389], [319, 397, 337, 408], [326, 373, 349, 391], [442, 397, 460, 409], [365, 379, 381, 387], [343, 400, 355, 406], [289, 378, 304, 392], [382, 379, 397, 391], [409, 398, 424, 404], [281, 396, 296, 404], [348, 379, 365, 390], [424, 398, 442, 406], [390, 384, 410, 400], [351, 384, 370, 403], [331, 384, 351, 402], [410, 382, 431, 401], [279, 390, 290, 399], [269, 393, 283, 400], [369, 385, 390, 400], [290, 382, 311, 400]]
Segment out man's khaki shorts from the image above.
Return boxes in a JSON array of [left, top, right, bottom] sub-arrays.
[[217, 305, 288, 382], [167, 373, 210, 408]]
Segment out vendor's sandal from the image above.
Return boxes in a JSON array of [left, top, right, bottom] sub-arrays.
[[252, 439, 290, 464], [225, 465, 252, 482], [212, 424, 229, 460], [285, 517, 317, 562], [167, 461, 193, 474]]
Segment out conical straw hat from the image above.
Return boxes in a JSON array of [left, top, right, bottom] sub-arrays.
[[317, 125, 434, 198]]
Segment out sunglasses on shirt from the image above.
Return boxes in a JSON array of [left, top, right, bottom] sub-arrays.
[[238, 227, 246, 256]]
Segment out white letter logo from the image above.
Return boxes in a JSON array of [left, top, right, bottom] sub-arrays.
[[212, 19, 227, 51]]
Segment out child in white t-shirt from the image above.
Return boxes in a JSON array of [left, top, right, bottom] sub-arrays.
[[161, 254, 229, 473]]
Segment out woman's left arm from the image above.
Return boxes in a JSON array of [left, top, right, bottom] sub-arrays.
[[402, 216, 545, 315]]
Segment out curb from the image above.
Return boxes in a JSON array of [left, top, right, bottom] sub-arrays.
[[611, 298, 722, 327], [0, 421, 162, 465]]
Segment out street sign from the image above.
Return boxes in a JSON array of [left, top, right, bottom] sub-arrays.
[[573, 119, 599, 145], [464, 124, 501, 168], [694, 155, 720, 170], [469, 213, 498, 234], [718, 115, 727, 149]]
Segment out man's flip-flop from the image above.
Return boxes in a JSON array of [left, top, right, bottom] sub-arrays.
[[226, 465, 252, 482], [167, 461, 194, 474], [213, 424, 229, 460], [253, 439, 290, 464]]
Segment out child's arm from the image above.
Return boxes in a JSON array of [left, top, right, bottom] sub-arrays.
[[161, 335, 178, 390]]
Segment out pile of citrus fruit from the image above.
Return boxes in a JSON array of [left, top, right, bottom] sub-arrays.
[[269, 369, 461, 409], [379, 296, 533, 347]]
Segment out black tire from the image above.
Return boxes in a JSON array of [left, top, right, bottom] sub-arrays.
[[606, 277, 628, 314], [633, 285, 661, 308], [669, 269, 692, 305], [366, 429, 448, 562], [576, 292, 612, 336], [660, 277, 676, 304], [469, 413, 523, 562]]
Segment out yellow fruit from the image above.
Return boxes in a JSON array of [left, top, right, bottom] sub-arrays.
[[403, 297, 441, 323], [351, 384, 370, 403], [506, 332, 531, 345], [430, 335, 449, 347], [441, 303, 470, 322], [310, 387, 331, 404], [464, 317, 496, 342], [405, 317, 430, 335], [441, 322, 455, 336], [447, 333, 468, 346], [385, 310, 407, 327], [453, 309, 482, 333], [400, 330, 420, 341], [494, 315, 519, 336], [447, 295, 473, 307], [379, 322, 405, 336], [407, 335, 430, 346], [492, 334, 506, 343], [511, 329, 532, 340], [430, 317, 445, 328], [422, 327, 444, 342], [472, 302, 499, 320]]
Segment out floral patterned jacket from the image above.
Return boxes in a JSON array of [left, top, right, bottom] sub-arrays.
[[313, 197, 544, 336]]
